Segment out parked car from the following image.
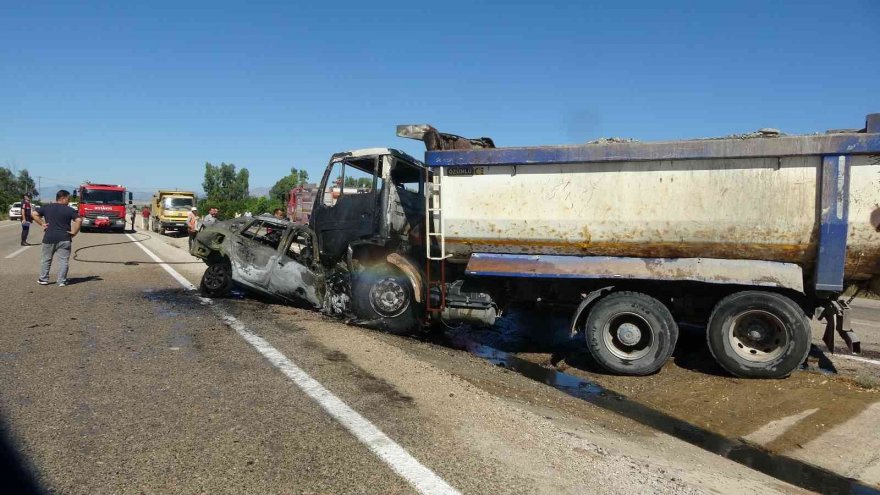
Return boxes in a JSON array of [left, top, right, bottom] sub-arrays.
[[8, 202, 21, 221]]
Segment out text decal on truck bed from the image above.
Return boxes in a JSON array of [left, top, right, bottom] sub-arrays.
[[447, 166, 485, 177]]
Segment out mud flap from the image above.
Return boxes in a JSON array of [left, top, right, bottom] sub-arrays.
[[819, 300, 861, 354]]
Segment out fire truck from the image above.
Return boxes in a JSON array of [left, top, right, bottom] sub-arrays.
[[77, 183, 132, 232]]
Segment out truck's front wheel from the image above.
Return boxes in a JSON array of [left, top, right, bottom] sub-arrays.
[[706, 291, 810, 379], [582, 291, 679, 376], [352, 265, 418, 335]]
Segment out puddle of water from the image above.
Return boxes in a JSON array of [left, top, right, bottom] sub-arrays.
[[460, 340, 879, 495]]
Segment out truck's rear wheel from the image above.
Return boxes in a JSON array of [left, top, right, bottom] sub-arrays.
[[200, 262, 232, 297], [583, 291, 678, 376], [352, 264, 418, 335], [706, 291, 810, 379]]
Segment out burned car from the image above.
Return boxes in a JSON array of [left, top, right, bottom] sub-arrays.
[[192, 215, 324, 307], [190, 148, 434, 333]]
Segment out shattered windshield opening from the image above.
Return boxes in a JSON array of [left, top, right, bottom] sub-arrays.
[[82, 189, 125, 205], [322, 157, 380, 207], [391, 162, 422, 194]]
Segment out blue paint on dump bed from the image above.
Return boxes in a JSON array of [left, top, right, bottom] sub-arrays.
[[425, 133, 880, 167], [815, 155, 850, 293]]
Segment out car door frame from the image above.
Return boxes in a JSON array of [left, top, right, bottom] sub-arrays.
[[265, 225, 323, 307], [229, 218, 286, 290]]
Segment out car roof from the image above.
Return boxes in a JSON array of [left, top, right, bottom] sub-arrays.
[[253, 214, 290, 225]]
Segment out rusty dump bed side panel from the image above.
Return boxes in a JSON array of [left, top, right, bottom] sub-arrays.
[[465, 253, 805, 293], [429, 140, 880, 281]]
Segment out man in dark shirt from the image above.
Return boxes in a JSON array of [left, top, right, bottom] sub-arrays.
[[31, 190, 82, 287], [20, 194, 32, 246]]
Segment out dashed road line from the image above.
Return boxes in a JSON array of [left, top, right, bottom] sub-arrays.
[[5, 246, 31, 259], [124, 233, 460, 495], [833, 354, 880, 367]]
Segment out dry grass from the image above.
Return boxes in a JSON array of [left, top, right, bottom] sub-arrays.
[[853, 374, 880, 390]]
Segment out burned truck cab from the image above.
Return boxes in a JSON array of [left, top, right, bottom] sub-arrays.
[[311, 148, 426, 266]]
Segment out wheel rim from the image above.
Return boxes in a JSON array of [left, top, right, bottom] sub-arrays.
[[369, 277, 409, 318], [602, 312, 654, 360], [727, 309, 789, 362], [204, 264, 229, 290]]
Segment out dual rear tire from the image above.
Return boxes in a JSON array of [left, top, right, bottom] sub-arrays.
[[579, 290, 810, 379], [706, 291, 810, 379]]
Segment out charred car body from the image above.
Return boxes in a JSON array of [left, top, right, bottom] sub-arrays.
[[193, 114, 880, 379]]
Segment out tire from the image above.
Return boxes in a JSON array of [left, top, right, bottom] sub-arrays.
[[583, 291, 679, 376], [352, 264, 419, 335], [706, 291, 810, 379], [200, 262, 232, 297]]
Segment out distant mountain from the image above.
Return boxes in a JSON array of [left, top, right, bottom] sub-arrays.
[[37, 185, 152, 202], [37, 184, 78, 201], [36, 184, 275, 203], [250, 186, 271, 198]]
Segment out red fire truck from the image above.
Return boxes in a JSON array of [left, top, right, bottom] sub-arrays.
[[77, 183, 132, 232]]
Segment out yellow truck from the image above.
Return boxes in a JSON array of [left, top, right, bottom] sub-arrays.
[[151, 190, 196, 235]]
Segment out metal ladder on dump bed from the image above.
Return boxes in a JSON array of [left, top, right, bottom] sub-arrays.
[[425, 168, 450, 312]]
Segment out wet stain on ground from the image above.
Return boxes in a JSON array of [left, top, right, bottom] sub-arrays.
[[436, 305, 880, 494], [448, 339, 878, 494]]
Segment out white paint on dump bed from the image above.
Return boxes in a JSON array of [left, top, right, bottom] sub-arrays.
[[438, 155, 880, 280]]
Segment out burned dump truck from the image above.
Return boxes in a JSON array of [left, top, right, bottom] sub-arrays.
[[193, 113, 880, 379]]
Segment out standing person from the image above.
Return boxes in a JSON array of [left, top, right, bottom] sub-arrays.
[[202, 207, 219, 228], [141, 205, 151, 230], [20, 194, 33, 246], [31, 190, 82, 287], [186, 206, 199, 250], [128, 204, 137, 232]]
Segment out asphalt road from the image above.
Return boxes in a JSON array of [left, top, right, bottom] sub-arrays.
[[0, 218, 874, 494]]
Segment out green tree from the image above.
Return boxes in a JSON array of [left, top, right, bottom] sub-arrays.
[[16, 169, 38, 198], [343, 176, 372, 189], [202, 162, 249, 202], [269, 167, 310, 203], [0, 167, 16, 216]]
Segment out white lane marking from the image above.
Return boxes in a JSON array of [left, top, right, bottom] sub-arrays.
[[125, 233, 196, 290], [742, 408, 819, 445], [851, 318, 880, 328], [125, 233, 459, 495], [5, 246, 31, 259], [833, 354, 880, 367]]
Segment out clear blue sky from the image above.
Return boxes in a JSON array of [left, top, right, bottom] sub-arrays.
[[2, 0, 878, 196]]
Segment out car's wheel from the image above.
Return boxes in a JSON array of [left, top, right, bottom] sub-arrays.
[[706, 291, 810, 379], [583, 291, 679, 376], [352, 264, 419, 335], [200, 262, 232, 297]]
